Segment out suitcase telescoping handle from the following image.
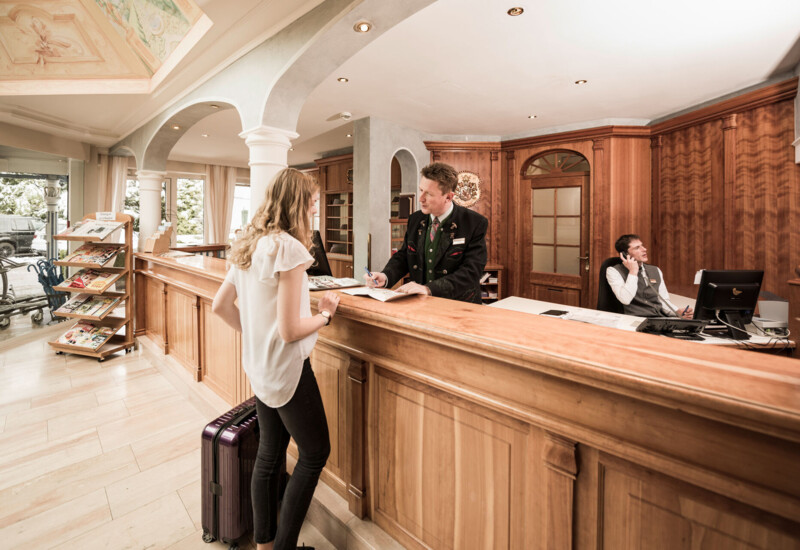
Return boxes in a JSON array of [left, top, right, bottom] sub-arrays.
[[230, 405, 256, 427]]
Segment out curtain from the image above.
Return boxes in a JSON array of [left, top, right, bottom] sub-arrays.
[[96, 154, 128, 213], [204, 164, 237, 244]]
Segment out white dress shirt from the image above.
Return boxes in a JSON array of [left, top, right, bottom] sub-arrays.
[[605, 264, 679, 316]]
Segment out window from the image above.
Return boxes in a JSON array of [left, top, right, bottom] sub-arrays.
[[524, 152, 589, 176], [176, 177, 204, 245], [229, 183, 250, 241], [124, 175, 167, 249], [531, 187, 581, 275]]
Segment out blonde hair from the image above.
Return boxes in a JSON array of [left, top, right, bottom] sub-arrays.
[[228, 168, 318, 270]]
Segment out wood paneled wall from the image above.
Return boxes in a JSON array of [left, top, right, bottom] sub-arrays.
[[651, 79, 800, 298], [425, 143, 503, 264]]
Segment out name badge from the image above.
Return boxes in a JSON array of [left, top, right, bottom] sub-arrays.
[[650, 278, 657, 284], [453, 237, 465, 245]]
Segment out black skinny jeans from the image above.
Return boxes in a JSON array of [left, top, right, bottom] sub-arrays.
[[252, 359, 330, 548]]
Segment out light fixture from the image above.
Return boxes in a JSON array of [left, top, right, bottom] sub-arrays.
[[346, 134, 352, 138], [289, 148, 294, 151], [575, 79, 588, 85], [337, 77, 349, 83], [201, 133, 209, 138], [209, 104, 220, 109], [172, 125, 181, 130], [528, 115, 537, 119], [353, 21, 371, 33], [507, 7, 524, 16]]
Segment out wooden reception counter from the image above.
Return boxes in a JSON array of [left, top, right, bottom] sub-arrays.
[[135, 252, 800, 550]]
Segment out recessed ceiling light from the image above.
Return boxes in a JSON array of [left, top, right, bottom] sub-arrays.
[[346, 134, 352, 138], [209, 104, 220, 109], [353, 21, 371, 32], [289, 148, 294, 151], [575, 79, 588, 85], [337, 77, 349, 83], [528, 115, 537, 119], [507, 7, 524, 16], [172, 125, 180, 130], [201, 133, 209, 138]]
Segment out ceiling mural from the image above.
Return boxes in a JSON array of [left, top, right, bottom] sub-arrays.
[[0, 0, 210, 94]]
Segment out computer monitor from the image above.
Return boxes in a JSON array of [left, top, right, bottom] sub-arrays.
[[693, 270, 763, 340]]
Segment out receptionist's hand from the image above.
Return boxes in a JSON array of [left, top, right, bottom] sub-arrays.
[[396, 282, 431, 296], [364, 272, 387, 288]]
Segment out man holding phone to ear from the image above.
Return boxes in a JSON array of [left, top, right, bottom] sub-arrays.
[[606, 234, 694, 319]]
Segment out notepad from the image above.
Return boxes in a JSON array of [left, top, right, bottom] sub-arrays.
[[341, 287, 412, 302]]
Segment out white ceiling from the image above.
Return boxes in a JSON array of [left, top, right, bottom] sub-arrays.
[[2, 0, 800, 168]]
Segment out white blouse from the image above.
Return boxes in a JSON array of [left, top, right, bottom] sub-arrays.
[[224, 232, 316, 407]]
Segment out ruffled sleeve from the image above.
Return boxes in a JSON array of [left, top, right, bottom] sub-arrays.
[[258, 233, 314, 282]]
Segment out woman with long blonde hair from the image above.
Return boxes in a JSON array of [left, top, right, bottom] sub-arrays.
[[213, 168, 339, 550]]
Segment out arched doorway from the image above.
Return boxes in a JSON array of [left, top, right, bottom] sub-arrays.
[[520, 150, 590, 306]]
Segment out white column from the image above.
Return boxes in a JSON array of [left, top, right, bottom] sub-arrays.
[[239, 125, 298, 220], [137, 170, 166, 252]]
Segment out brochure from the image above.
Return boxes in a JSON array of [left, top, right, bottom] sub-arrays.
[[61, 219, 123, 240], [56, 322, 117, 350], [61, 244, 121, 265], [341, 286, 412, 302], [55, 294, 121, 318], [60, 268, 121, 291], [308, 276, 362, 291]]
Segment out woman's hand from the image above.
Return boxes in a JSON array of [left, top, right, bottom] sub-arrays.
[[318, 291, 340, 317]]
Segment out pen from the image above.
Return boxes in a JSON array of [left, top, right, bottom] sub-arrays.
[[364, 266, 377, 285]]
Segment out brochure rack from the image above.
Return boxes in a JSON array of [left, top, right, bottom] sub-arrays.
[[48, 213, 135, 361]]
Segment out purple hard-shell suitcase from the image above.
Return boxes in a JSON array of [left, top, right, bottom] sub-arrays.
[[201, 397, 259, 550]]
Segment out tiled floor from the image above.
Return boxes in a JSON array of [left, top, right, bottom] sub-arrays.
[[0, 325, 335, 549]]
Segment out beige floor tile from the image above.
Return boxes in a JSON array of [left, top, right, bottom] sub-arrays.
[[70, 361, 157, 393], [177, 481, 202, 531], [0, 397, 30, 417], [0, 421, 49, 463], [0, 428, 102, 491], [106, 448, 201, 518], [47, 399, 130, 441], [165, 529, 234, 549], [95, 370, 175, 405], [124, 380, 182, 415], [0, 354, 66, 380], [4, 392, 99, 431], [63, 492, 196, 550], [0, 445, 139, 529], [98, 397, 205, 452], [0, 372, 72, 403], [0, 488, 111, 549], [131, 419, 204, 471], [0, 415, 5, 433]]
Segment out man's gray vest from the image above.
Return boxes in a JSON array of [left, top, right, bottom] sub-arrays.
[[613, 263, 665, 317]]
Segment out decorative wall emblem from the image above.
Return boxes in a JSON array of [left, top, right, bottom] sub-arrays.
[[454, 171, 481, 208]]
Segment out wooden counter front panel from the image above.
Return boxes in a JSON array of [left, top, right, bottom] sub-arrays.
[[166, 285, 200, 379], [144, 276, 166, 349], [373, 369, 529, 550], [200, 298, 241, 405]]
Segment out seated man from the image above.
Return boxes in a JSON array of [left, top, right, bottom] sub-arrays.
[[606, 234, 693, 319]]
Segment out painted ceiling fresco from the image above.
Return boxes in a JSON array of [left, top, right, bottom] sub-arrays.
[[0, 0, 209, 94]]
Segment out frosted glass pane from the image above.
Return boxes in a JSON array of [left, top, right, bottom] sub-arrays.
[[533, 245, 554, 272], [556, 217, 580, 245], [532, 188, 554, 216], [533, 217, 554, 244], [557, 187, 581, 215], [556, 246, 579, 275]]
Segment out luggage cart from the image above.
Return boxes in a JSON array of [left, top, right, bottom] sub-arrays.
[[0, 256, 51, 329]]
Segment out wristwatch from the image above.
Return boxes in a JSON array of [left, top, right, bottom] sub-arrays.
[[320, 310, 332, 326]]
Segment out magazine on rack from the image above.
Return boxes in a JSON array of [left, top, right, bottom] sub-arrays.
[[60, 268, 121, 291], [60, 219, 123, 240], [341, 286, 412, 302], [55, 294, 121, 318], [308, 276, 362, 291], [61, 244, 121, 265], [56, 322, 118, 350]]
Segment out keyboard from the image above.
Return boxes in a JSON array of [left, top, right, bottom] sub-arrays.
[[664, 332, 705, 341]]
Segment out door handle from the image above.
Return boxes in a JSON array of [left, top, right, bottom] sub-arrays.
[[578, 256, 589, 260], [578, 255, 590, 272]]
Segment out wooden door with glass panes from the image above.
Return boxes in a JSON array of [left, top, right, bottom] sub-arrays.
[[521, 151, 590, 307]]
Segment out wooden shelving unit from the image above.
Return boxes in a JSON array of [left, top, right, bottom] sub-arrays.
[[390, 218, 407, 255], [480, 264, 504, 304], [48, 213, 136, 361], [324, 192, 353, 256]]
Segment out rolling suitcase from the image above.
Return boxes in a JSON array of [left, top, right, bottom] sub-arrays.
[[201, 397, 259, 550]]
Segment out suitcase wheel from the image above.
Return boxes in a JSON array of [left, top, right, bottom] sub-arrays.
[[201, 530, 215, 543], [228, 544, 239, 550]]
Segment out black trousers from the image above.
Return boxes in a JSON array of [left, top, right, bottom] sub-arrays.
[[252, 359, 330, 548]]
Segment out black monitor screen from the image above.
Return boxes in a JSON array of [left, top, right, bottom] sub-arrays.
[[693, 269, 763, 339]]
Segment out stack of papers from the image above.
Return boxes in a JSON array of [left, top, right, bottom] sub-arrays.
[[55, 294, 121, 318], [56, 322, 117, 349], [60, 219, 123, 240], [308, 276, 362, 290], [341, 287, 411, 302]]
